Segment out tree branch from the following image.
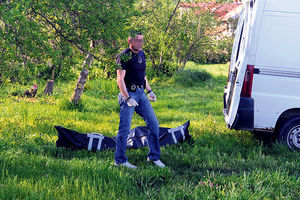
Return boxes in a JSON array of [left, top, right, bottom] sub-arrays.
[[30, 7, 100, 60], [165, 0, 181, 34], [158, 0, 181, 71]]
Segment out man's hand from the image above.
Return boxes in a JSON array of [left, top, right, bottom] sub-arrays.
[[148, 91, 157, 102], [126, 97, 139, 107]]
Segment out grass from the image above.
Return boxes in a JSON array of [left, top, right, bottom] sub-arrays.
[[0, 62, 299, 199]]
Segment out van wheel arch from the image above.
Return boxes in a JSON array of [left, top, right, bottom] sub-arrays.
[[275, 109, 300, 133], [276, 109, 300, 150]]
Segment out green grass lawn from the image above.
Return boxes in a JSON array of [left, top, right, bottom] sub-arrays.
[[0, 62, 299, 199]]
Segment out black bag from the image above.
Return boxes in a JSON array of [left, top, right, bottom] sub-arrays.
[[55, 121, 190, 152]]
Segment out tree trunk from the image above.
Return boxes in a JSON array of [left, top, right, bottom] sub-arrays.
[[71, 67, 89, 104], [158, 0, 181, 75], [44, 65, 56, 95], [44, 80, 55, 95], [182, 43, 196, 69], [104, 68, 111, 79], [71, 40, 98, 104]]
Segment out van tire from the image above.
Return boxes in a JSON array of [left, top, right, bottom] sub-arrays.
[[278, 117, 300, 150]]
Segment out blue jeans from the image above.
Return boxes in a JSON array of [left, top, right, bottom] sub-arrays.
[[114, 88, 161, 164]]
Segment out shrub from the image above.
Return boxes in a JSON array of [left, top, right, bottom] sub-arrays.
[[59, 99, 85, 112], [191, 37, 233, 64], [172, 69, 212, 87], [146, 61, 180, 79], [160, 61, 179, 77]]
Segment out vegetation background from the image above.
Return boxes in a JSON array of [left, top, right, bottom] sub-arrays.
[[0, 0, 299, 199], [0, 0, 233, 85]]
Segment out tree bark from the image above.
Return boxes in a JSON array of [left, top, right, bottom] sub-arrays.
[[182, 43, 196, 69], [71, 40, 98, 104], [44, 80, 54, 95], [71, 67, 89, 104], [44, 65, 55, 95]]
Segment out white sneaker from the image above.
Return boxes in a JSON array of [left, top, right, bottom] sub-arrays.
[[147, 158, 166, 168], [114, 161, 137, 169]]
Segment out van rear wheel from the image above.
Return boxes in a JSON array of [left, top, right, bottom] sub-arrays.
[[278, 117, 300, 150]]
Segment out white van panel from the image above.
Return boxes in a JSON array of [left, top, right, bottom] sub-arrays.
[[265, 0, 300, 14], [255, 12, 300, 70], [247, 0, 268, 63], [252, 74, 300, 129]]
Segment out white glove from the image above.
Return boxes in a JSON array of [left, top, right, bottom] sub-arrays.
[[148, 91, 157, 102], [126, 97, 139, 107]]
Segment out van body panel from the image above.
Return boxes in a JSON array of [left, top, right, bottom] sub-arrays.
[[224, 0, 300, 135], [252, 74, 300, 129], [247, 0, 266, 64], [265, 0, 300, 14], [255, 12, 300, 69]]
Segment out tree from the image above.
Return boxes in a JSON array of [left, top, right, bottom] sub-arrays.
[[174, 6, 216, 68], [132, 0, 217, 75], [0, 0, 136, 103], [133, 0, 184, 75]]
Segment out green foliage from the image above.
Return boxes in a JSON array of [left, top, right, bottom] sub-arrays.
[[0, 0, 136, 83], [132, 0, 228, 76], [0, 0, 234, 83], [172, 69, 212, 87], [0, 63, 299, 199], [59, 99, 85, 112], [160, 61, 180, 77], [119, 51, 133, 64], [192, 36, 234, 64]]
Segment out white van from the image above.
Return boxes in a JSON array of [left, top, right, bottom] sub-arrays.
[[223, 0, 300, 150]]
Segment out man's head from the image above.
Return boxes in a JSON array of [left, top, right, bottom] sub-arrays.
[[128, 33, 144, 53]]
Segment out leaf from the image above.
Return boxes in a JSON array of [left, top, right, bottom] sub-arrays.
[[78, 4, 85, 10]]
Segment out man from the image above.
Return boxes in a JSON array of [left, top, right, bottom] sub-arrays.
[[114, 32, 165, 169]]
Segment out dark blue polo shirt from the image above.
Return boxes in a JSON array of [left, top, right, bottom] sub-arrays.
[[116, 48, 146, 87]]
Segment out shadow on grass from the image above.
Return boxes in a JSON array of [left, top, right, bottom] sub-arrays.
[[252, 130, 277, 147]]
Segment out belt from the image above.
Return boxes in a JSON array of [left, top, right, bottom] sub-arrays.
[[127, 84, 144, 91]]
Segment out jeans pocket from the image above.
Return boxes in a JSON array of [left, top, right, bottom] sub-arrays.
[[118, 93, 124, 106]]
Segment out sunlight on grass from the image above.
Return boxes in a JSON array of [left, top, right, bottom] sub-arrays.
[[0, 63, 299, 199]]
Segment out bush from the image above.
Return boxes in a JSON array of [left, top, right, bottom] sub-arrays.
[[172, 69, 212, 87], [146, 61, 179, 79], [160, 61, 179, 77], [191, 37, 233, 64], [59, 99, 85, 112]]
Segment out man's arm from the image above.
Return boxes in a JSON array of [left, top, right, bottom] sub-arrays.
[[145, 76, 157, 102], [145, 76, 152, 92], [117, 70, 129, 99], [117, 69, 139, 107]]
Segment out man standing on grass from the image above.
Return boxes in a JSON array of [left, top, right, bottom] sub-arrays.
[[114, 31, 165, 169]]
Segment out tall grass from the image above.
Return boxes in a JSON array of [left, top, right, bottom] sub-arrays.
[[0, 62, 299, 199]]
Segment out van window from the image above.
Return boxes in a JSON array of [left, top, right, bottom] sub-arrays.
[[235, 21, 245, 62]]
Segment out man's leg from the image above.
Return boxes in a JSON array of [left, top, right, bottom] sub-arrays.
[[115, 93, 135, 164], [135, 92, 161, 161]]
